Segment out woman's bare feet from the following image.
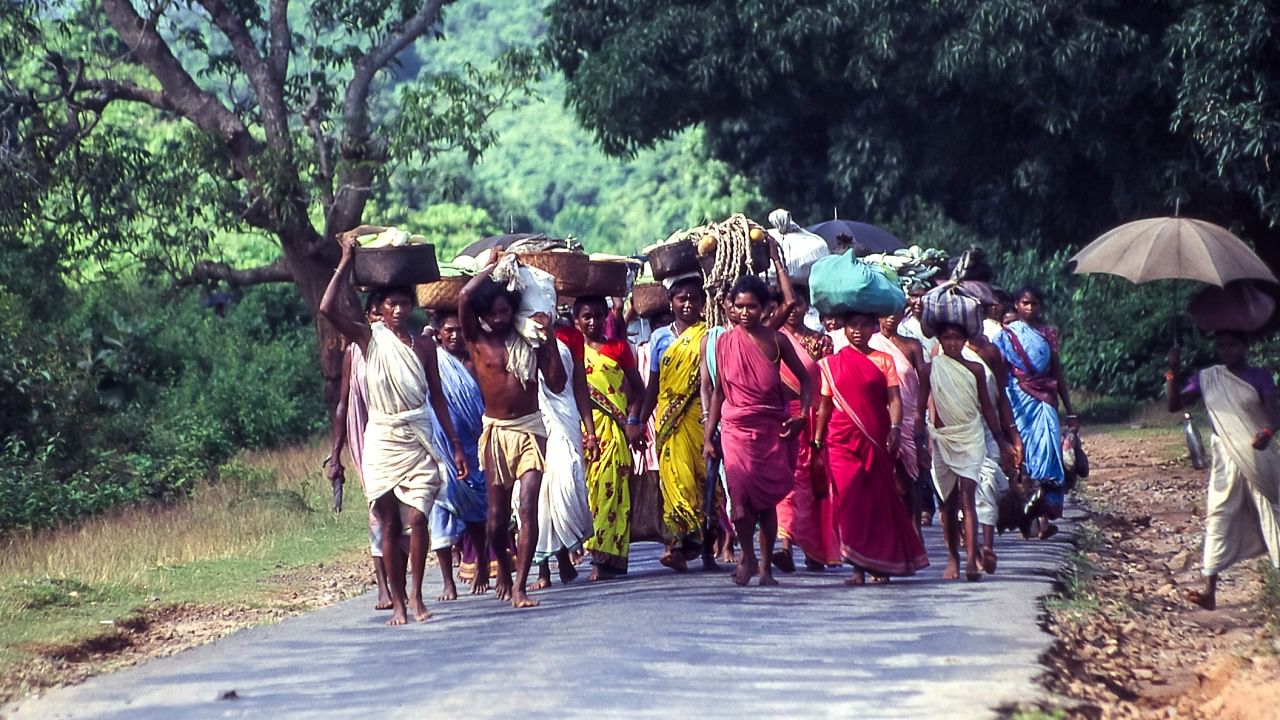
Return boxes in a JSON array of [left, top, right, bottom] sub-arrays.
[[981, 548, 998, 574], [437, 578, 458, 602], [530, 578, 551, 590], [558, 560, 579, 584], [588, 566, 620, 582], [845, 568, 866, 586], [771, 548, 797, 573], [386, 606, 408, 626], [732, 558, 758, 586], [511, 590, 540, 609], [409, 596, 431, 622], [1038, 523, 1059, 540], [1185, 588, 1217, 610], [758, 568, 779, 586], [964, 555, 982, 582], [871, 574, 890, 584], [660, 549, 689, 573], [943, 557, 960, 580], [374, 595, 394, 611], [494, 575, 513, 601], [470, 573, 490, 595]]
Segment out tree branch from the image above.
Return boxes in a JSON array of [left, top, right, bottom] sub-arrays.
[[78, 78, 178, 114], [268, 0, 290, 86], [172, 258, 293, 288], [195, 0, 290, 143], [327, 0, 446, 241], [100, 0, 260, 170], [302, 87, 335, 208]]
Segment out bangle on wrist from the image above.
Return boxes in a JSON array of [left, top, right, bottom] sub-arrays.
[[1164, 370, 1176, 382], [1263, 428, 1275, 439], [626, 417, 641, 426]]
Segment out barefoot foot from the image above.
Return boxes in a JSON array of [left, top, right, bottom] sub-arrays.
[[758, 570, 779, 586], [943, 558, 960, 580], [964, 556, 982, 582], [732, 559, 758, 586], [437, 583, 458, 602], [410, 597, 431, 622], [386, 605, 408, 626], [530, 578, 552, 591], [1039, 523, 1059, 540], [470, 577, 490, 595], [1185, 588, 1216, 610], [558, 561, 579, 584], [660, 550, 689, 573], [494, 576, 513, 602], [374, 595, 394, 611], [701, 552, 722, 572], [511, 590, 540, 609], [981, 548, 998, 574]]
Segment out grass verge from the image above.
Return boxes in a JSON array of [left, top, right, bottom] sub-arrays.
[[0, 441, 371, 697]]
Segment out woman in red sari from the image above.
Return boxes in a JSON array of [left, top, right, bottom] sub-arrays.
[[815, 311, 930, 584], [770, 268, 838, 573], [704, 275, 813, 587]]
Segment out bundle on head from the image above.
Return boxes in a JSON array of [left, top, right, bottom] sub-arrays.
[[699, 213, 766, 327]]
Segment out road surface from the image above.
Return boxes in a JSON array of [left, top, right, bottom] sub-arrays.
[[8, 515, 1074, 719]]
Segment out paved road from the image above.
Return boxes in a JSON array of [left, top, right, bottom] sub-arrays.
[[8, 515, 1074, 720]]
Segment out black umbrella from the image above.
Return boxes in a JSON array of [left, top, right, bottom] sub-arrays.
[[806, 220, 904, 253], [457, 232, 546, 258]]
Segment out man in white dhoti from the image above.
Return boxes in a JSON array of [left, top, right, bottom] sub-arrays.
[[1167, 334, 1280, 611], [530, 337, 596, 588], [321, 238, 469, 626], [920, 324, 1012, 582]]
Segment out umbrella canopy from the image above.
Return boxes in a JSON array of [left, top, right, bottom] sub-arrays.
[[1187, 280, 1276, 333], [457, 232, 545, 259], [1069, 217, 1276, 286], [806, 220, 905, 253]]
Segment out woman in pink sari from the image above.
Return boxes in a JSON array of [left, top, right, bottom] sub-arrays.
[[816, 312, 930, 584], [705, 275, 813, 587], [770, 270, 838, 572]]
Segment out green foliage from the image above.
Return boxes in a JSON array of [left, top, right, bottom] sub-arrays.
[[0, 282, 323, 533], [546, 0, 1280, 254]]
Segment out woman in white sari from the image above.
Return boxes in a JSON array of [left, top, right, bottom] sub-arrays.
[[1168, 333, 1280, 610]]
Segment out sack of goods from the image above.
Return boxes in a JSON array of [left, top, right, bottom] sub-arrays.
[[808, 252, 906, 317], [920, 282, 984, 338], [767, 208, 829, 283]]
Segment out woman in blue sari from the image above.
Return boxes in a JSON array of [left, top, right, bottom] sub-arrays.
[[427, 311, 490, 600], [995, 286, 1078, 540]]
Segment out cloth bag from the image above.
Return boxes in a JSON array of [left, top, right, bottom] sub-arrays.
[[920, 282, 983, 338], [809, 253, 906, 317], [628, 469, 668, 542], [767, 208, 830, 283]]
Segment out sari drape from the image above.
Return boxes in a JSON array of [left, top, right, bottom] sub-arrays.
[[428, 348, 488, 551], [868, 333, 920, 476], [532, 342, 594, 562], [820, 348, 929, 575], [1199, 365, 1280, 574], [716, 327, 795, 522], [996, 321, 1064, 484], [776, 328, 838, 563], [655, 323, 708, 539], [583, 342, 633, 572]]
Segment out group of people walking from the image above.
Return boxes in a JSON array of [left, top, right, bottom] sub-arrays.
[[319, 235, 1083, 625]]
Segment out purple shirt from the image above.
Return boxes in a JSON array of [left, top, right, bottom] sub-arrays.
[[1183, 366, 1276, 402]]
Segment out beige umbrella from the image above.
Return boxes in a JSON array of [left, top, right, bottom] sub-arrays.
[[1069, 217, 1276, 286]]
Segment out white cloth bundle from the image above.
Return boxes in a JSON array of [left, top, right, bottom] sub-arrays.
[[490, 255, 558, 387], [767, 208, 829, 283]]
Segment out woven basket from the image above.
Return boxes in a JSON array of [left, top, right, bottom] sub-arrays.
[[575, 260, 631, 297], [646, 239, 700, 281], [631, 283, 670, 318], [416, 275, 469, 311], [516, 251, 591, 295], [350, 244, 440, 287]]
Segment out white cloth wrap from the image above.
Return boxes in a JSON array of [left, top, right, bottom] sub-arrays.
[[964, 347, 1008, 526], [526, 342, 594, 562], [361, 324, 449, 517], [1199, 365, 1280, 575], [928, 353, 988, 500]]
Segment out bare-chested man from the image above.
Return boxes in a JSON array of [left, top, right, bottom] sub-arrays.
[[459, 253, 568, 609], [320, 238, 469, 625]]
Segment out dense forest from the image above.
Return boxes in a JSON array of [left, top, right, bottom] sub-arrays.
[[2, 0, 1277, 531]]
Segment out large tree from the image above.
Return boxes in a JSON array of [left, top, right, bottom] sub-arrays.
[[2, 1, 536, 397], [545, 0, 1280, 258]]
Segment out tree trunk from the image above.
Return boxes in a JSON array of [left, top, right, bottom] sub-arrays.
[[279, 230, 357, 412]]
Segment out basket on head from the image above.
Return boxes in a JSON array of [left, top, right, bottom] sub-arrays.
[[631, 283, 670, 318], [577, 260, 631, 298], [516, 250, 591, 296], [645, 239, 700, 281], [416, 275, 470, 311], [351, 244, 440, 286]]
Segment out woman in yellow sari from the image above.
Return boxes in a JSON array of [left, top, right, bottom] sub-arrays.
[[640, 276, 711, 571], [574, 297, 647, 580]]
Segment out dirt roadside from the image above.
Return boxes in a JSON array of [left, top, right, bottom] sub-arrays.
[[1035, 426, 1280, 719], [1, 558, 374, 708]]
